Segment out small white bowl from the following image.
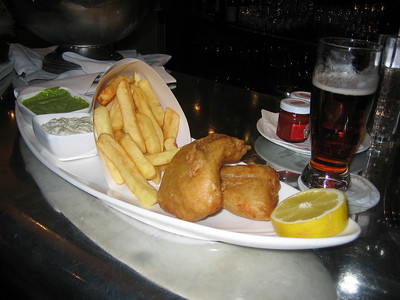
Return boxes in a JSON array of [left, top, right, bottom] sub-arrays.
[[17, 87, 92, 123], [32, 112, 97, 161]]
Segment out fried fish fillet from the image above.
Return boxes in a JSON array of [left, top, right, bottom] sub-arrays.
[[157, 134, 251, 222], [221, 164, 280, 221]]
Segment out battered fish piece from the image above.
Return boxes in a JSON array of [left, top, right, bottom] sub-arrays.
[[158, 134, 251, 222], [221, 164, 280, 221]]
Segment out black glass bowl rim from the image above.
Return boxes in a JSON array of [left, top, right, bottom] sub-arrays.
[[319, 37, 383, 52]]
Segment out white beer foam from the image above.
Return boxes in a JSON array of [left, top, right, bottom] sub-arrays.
[[313, 73, 379, 96]]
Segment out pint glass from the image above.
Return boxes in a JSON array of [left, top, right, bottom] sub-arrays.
[[301, 38, 382, 190]]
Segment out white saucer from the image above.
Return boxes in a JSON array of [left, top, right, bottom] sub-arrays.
[[254, 137, 368, 174], [297, 174, 380, 214]]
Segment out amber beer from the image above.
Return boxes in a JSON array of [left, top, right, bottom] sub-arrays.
[[309, 81, 376, 175], [301, 37, 382, 190]]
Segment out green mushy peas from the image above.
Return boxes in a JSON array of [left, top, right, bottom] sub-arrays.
[[22, 87, 89, 115]]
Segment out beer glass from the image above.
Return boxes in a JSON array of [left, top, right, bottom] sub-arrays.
[[301, 37, 382, 190]]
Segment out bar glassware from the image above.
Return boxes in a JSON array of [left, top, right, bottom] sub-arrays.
[[384, 148, 400, 227], [301, 37, 382, 190]]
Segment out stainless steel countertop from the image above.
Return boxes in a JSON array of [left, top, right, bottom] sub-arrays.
[[1, 70, 399, 299]]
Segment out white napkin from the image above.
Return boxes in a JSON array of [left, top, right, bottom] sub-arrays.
[[15, 73, 102, 98], [0, 62, 13, 81], [9, 43, 45, 76], [62, 52, 114, 74], [0, 62, 14, 96], [8, 43, 59, 83], [261, 109, 312, 155], [8, 43, 177, 96]]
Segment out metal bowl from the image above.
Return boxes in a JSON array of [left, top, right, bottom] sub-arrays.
[[5, 0, 156, 72]]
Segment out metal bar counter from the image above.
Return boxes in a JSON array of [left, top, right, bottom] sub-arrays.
[[0, 71, 399, 299]]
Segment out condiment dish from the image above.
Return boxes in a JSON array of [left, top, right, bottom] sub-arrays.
[[32, 112, 97, 161], [16, 86, 91, 123]]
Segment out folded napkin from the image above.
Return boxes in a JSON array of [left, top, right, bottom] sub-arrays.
[[15, 73, 102, 99], [9, 43, 59, 83], [62, 51, 176, 84], [0, 61, 13, 81], [62, 52, 114, 74], [8, 43, 177, 97], [261, 109, 311, 155], [0, 62, 14, 96]]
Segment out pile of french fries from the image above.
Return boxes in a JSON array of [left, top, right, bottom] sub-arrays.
[[94, 71, 180, 207]]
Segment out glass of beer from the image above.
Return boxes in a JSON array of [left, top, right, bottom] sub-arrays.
[[301, 37, 382, 190]]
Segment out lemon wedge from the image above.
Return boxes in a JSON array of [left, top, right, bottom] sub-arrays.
[[271, 188, 348, 238]]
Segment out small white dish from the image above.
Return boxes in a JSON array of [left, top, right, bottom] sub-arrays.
[[16, 87, 92, 123], [32, 112, 97, 161]]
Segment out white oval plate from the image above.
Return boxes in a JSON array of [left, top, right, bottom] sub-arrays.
[[14, 59, 361, 250], [16, 104, 361, 250]]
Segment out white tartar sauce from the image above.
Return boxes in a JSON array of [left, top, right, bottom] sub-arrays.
[[41, 116, 93, 135]]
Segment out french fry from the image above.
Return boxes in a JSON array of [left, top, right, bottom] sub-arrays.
[[116, 79, 146, 153], [109, 99, 123, 132], [119, 133, 156, 180], [133, 71, 141, 85], [94, 105, 113, 136], [136, 112, 162, 154], [164, 137, 178, 151], [158, 164, 168, 172], [96, 133, 157, 206], [163, 107, 180, 149], [98, 74, 131, 106], [131, 84, 164, 148], [113, 129, 125, 142], [94, 70, 186, 205], [139, 79, 165, 127], [106, 98, 115, 111], [93, 106, 125, 183], [152, 167, 162, 185], [146, 147, 180, 166], [104, 157, 124, 184]]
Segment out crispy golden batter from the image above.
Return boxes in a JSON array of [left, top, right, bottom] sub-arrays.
[[157, 134, 251, 222], [221, 164, 280, 221]]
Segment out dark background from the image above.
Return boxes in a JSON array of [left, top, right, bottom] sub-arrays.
[[2, 0, 399, 97], [161, 0, 399, 96]]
